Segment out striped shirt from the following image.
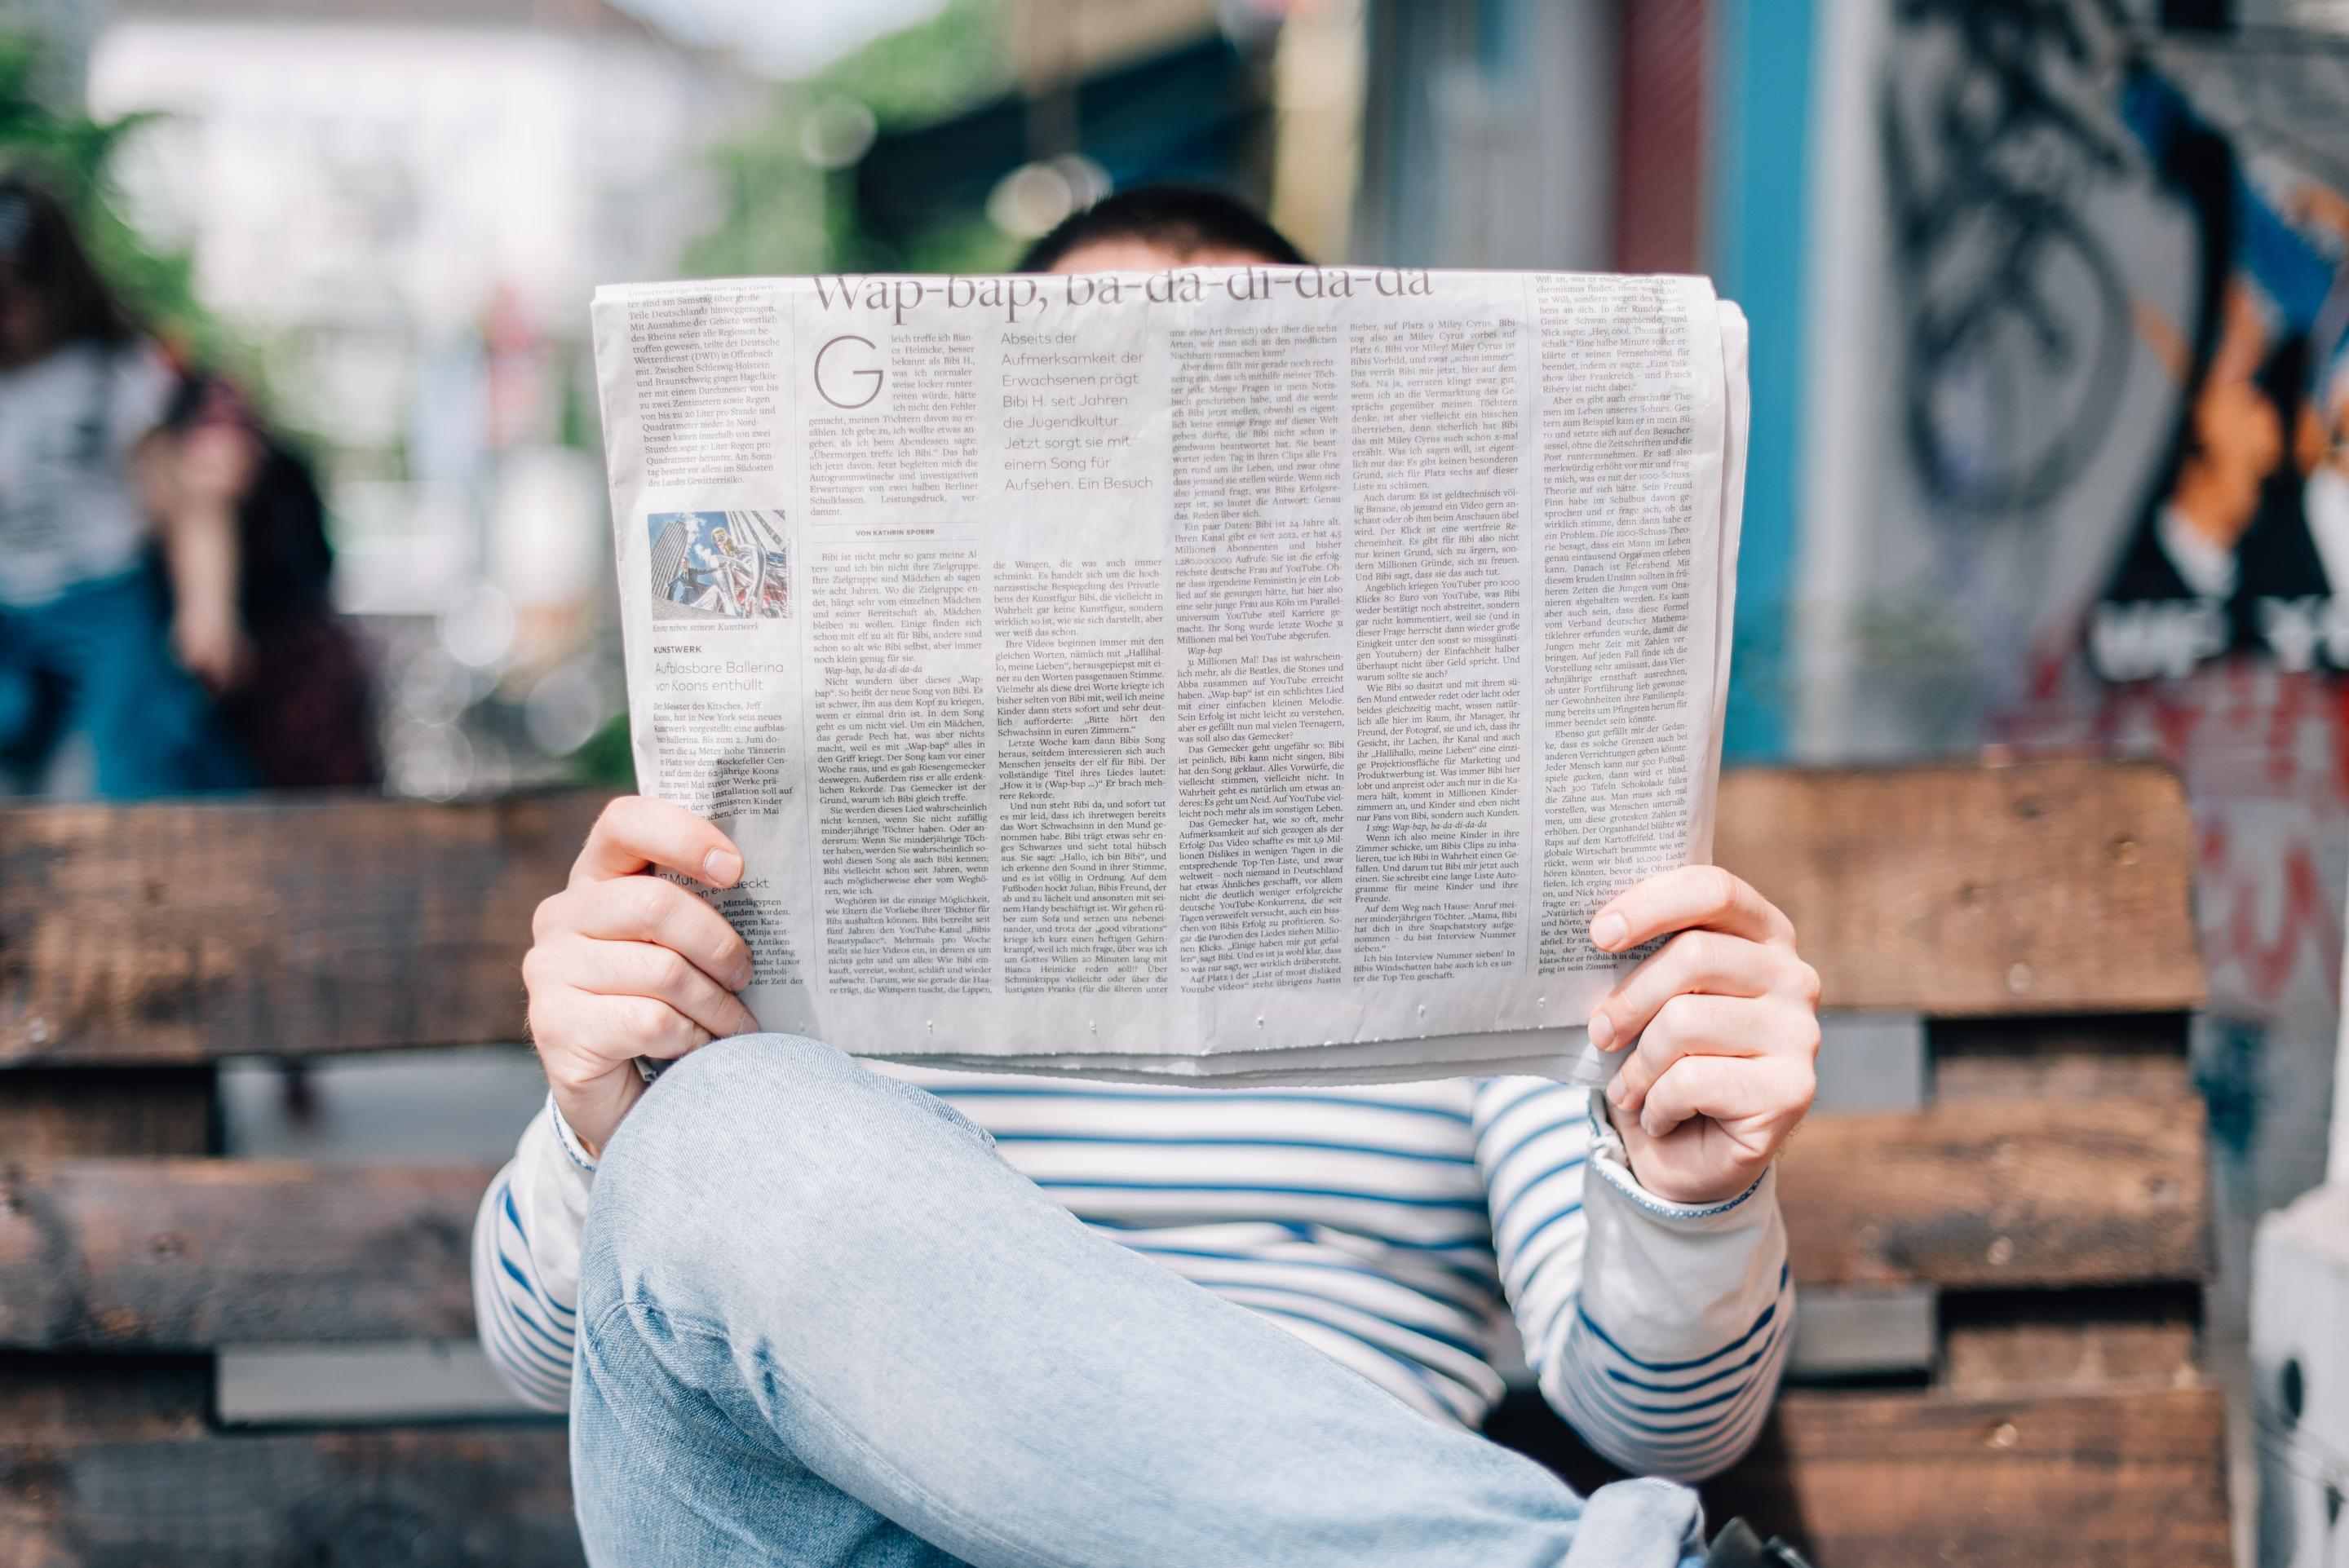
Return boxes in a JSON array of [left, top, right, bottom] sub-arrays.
[[476, 1067, 1793, 1482]]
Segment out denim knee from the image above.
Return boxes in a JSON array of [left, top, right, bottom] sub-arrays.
[[582, 1033, 990, 1315]]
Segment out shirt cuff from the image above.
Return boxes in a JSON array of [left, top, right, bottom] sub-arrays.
[[546, 1093, 600, 1177], [1586, 1093, 1769, 1226]]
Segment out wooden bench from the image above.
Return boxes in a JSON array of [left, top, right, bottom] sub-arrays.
[[0, 758, 2227, 1565]]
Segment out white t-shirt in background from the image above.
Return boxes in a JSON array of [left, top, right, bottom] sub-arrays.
[[0, 339, 175, 607]]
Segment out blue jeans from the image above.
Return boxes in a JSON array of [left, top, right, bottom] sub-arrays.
[[0, 567, 252, 799], [573, 1034, 1710, 1567]]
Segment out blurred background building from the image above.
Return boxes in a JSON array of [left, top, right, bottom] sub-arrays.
[[2, 0, 2345, 1556]]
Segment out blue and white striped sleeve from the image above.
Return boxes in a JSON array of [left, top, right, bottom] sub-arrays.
[[1471, 1078, 1793, 1482], [471, 1093, 600, 1412]]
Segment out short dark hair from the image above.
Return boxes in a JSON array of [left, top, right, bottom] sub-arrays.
[[0, 175, 136, 347], [1018, 185, 1309, 272]]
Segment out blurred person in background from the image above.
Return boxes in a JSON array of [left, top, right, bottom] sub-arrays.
[[0, 175, 378, 798], [0, 175, 252, 797], [150, 369, 381, 790], [482, 189, 1819, 1568]]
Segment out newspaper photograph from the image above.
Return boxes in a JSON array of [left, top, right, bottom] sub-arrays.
[[591, 266, 1748, 1085]]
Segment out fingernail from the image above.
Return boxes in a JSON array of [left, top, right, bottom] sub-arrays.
[[1587, 1011, 1615, 1050], [704, 847, 742, 885], [1606, 1077, 1626, 1109], [731, 961, 754, 991], [1590, 913, 1627, 950], [1641, 1113, 1663, 1139]]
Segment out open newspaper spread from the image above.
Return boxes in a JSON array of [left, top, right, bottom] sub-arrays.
[[591, 267, 1747, 1086]]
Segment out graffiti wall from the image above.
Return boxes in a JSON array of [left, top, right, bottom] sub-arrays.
[[1842, 0, 2347, 1345]]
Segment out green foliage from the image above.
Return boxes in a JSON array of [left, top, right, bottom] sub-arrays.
[[0, 33, 242, 375], [816, 0, 1008, 126], [683, 0, 1011, 281]]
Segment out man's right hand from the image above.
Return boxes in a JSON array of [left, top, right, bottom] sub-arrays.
[[524, 797, 760, 1155]]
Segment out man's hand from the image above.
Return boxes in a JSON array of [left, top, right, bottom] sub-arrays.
[[1586, 866, 1820, 1205], [523, 797, 760, 1155]]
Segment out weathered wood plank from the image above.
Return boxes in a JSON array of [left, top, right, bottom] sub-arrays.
[[1940, 1287, 2202, 1394], [1, 1089, 2205, 1348], [1704, 1387, 2232, 1566], [9, 1391, 2233, 1568], [0, 1425, 580, 1568], [1715, 760, 2204, 1016], [0, 1070, 220, 1445], [0, 791, 608, 1066], [1777, 1094, 2207, 1289], [1493, 1386, 2232, 1565], [0, 1162, 489, 1348], [1932, 1014, 2194, 1101], [3, 761, 2202, 1062]]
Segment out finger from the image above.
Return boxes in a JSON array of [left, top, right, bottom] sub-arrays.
[[538, 877, 755, 992], [571, 797, 742, 890], [1588, 929, 1783, 1053], [1634, 1055, 1751, 1140], [591, 992, 718, 1066], [555, 936, 761, 1041], [529, 987, 711, 1088], [1638, 1053, 1811, 1145], [1605, 993, 1767, 1117], [1590, 865, 1794, 953]]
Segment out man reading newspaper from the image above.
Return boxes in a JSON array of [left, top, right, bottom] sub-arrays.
[[479, 190, 1820, 1566]]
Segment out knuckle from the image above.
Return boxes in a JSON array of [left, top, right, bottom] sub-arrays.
[[1677, 927, 1729, 974], [622, 876, 670, 932], [1789, 1009, 1823, 1060], [717, 930, 751, 972], [650, 946, 692, 993], [1700, 865, 1740, 912], [1794, 961, 1824, 1007], [622, 996, 672, 1048], [528, 1019, 591, 1089], [1649, 991, 1698, 1040]]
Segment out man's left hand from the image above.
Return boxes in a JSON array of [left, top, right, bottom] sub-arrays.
[[1586, 866, 1820, 1206]]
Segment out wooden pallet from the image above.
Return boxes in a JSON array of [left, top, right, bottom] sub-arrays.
[[0, 760, 2226, 1565]]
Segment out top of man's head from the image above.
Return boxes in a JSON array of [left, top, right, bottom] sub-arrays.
[[1019, 186, 1308, 274]]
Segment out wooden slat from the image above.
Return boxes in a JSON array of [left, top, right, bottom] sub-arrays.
[[0, 791, 608, 1066], [0, 1426, 580, 1567], [1715, 760, 2205, 1015], [3, 760, 2203, 1061], [0, 1162, 489, 1348], [1776, 1095, 2206, 1289], [6, 1393, 2232, 1568], [1940, 1288, 2201, 1394], [0, 1067, 222, 1442], [1932, 1014, 2194, 1102], [0, 1087, 2205, 1349], [1703, 1387, 2232, 1567]]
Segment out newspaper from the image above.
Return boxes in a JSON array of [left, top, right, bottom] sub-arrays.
[[591, 267, 1747, 1086]]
